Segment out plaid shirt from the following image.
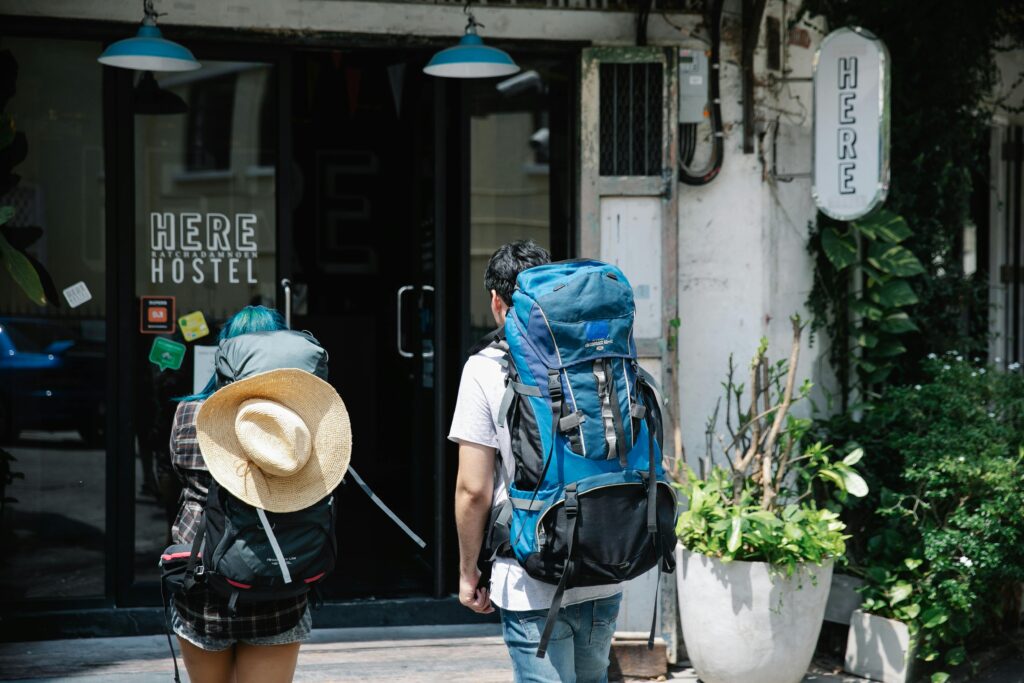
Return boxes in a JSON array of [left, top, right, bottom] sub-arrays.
[[170, 400, 307, 640]]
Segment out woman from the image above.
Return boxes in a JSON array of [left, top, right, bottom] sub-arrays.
[[168, 305, 326, 683]]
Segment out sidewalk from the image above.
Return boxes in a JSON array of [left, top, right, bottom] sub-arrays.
[[0, 625, 1021, 682]]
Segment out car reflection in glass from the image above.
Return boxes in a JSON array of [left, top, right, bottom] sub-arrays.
[[0, 317, 105, 446]]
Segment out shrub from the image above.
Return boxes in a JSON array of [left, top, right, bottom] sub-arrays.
[[816, 354, 1024, 679]]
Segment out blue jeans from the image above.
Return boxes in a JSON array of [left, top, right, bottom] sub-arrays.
[[500, 593, 622, 683]]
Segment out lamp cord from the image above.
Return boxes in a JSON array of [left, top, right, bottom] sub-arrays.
[[142, 0, 165, 25], [463, 0, 484, 32]]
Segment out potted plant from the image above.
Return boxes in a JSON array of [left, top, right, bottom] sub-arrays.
[[674, 317, 868, 683]]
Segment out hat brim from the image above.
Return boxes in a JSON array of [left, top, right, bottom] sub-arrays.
[[196, 368, 351, 512]]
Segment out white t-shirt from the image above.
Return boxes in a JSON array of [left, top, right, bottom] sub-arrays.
[[448, 343, 621, 612]]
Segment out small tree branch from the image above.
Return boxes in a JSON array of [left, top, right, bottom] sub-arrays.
[[761, 318, 803, 509]]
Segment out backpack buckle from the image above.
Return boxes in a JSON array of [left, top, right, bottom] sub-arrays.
[[547, 371, 563, 401], [564, 484, 578, 516]]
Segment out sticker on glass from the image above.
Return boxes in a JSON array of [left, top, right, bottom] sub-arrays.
[[62, 282, 92, 309], [140, 296, 176, 334], [179, 310, 210, 342], [149, 337, 186, 372]]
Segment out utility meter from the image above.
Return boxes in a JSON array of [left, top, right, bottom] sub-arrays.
[[678, 48, 709, 124]]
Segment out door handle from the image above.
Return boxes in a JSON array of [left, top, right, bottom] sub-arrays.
[[421, 285, 435, 359], [397, 285, 415, 358], [281, 278, 293, 329], [397, 285, 434, 360]]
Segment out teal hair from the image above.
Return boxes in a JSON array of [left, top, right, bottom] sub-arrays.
[[175, 305, 288, 402]]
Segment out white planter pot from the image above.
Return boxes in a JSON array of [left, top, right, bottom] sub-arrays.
[[824, 573, 865, 625], [675, 545, 833, 683], [844, 609, 915, 683]]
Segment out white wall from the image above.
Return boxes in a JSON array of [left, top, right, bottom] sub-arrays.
[[676, 4, 833, 470]]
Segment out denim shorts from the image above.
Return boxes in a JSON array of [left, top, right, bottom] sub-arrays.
[[170, 601, 312, 652]]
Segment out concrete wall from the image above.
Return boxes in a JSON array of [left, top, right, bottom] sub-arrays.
[[675, 4, 833, 470]]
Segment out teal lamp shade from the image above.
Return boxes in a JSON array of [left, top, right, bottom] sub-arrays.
[[98, 24, 200, 72], [424, 33, 519, 79]]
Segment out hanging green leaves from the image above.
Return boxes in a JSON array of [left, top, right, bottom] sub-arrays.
[[856, 210, 913, 244], [809, 207, 924, 398], [873, 279, 919, 308], [867, 242, 926, 277], [821, 227, 859, 271]]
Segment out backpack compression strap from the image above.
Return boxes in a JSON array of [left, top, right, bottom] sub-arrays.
[[347, 467, 427, 549], [184, 516, 206, 591], [160, 569, 183, 682], [637, 367, 667, 651], [645, 397, 660, 651], [535, 483, 578, 659], [256, 508, 293, 584], [594, 359, 628, 465]]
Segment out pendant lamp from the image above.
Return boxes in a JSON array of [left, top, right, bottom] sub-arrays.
[[98, 0, 200, 72], [424, 5, 519, 79]]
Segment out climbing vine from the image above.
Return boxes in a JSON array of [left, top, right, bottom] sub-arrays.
[[809, 209, 924, 405], [801, 1, 1023, 401]]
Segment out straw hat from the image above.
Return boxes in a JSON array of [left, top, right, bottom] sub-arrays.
[[196, 368, 351, 512]]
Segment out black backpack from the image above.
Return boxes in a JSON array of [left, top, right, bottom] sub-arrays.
[[163, 479, 337, 610], [158, 480, 336, 682]]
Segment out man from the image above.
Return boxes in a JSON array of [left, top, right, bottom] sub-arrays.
[[449, 240, 622, 683]]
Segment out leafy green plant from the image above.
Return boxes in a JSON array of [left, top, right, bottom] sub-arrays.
[[816, 355, 1024, 682], [675, 317, 868, 573], [810, 208, 924, 404]]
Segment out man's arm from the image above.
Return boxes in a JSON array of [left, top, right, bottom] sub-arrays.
[[455, 440, 496, 614]]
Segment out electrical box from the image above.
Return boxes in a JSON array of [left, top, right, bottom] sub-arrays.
[[678, 49, 709, 124]]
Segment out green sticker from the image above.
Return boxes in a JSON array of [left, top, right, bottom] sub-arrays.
[[149, 337, 186, 372]]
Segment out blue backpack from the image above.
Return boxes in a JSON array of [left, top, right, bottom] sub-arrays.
[[485, 259, 677, 657]]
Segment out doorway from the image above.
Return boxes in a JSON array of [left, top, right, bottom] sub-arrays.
[[287, 49, 439, 599]]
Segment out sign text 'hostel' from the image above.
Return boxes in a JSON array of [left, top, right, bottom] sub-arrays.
[[149, 212, 260, 285]]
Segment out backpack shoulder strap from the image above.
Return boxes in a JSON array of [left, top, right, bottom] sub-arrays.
[[467, 326, 506, 357]]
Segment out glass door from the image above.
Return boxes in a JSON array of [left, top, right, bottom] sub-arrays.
[[286, 49, 437, 599], [129, 59, 279, 592]]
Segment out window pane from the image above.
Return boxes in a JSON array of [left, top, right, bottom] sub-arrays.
[[0, 37, 107, 601], [132, 62, 277, 586], [466, 64, 553, 341]]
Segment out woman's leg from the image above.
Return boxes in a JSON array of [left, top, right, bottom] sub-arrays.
[[234, 642, 302, 683], [177, 637, 235, 683]]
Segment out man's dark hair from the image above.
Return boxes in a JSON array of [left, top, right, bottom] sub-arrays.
[[484, 240, 551, 306]]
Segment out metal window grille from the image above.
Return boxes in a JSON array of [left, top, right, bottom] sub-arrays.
[[598, 62, 663, 177]]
